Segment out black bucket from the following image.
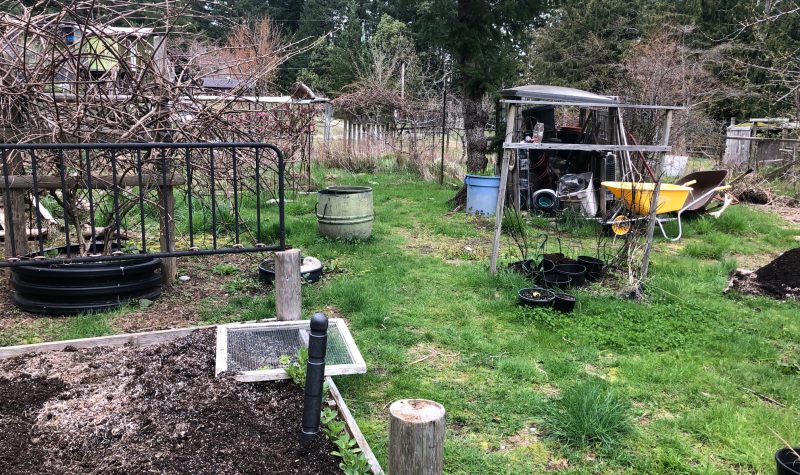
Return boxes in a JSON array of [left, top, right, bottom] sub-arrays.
[[555, 264, 587, 287], [544, 273, 571, 290], [553, 293, 576, 313], [777, 448, 800, 475], [577, 256, 604, 281]]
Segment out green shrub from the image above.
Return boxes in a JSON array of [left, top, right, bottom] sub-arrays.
[[546, 379, 633, 448]]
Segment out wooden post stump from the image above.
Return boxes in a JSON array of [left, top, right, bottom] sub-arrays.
[[389, 399, 446, 475], [275, 249, 301, 321]]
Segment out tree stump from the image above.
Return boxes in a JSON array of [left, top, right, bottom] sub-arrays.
[[275, 249, 300, 321], [388, 399, 446, 475]]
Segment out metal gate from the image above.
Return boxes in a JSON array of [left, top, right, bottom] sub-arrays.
[[0, 142, 285, 267]]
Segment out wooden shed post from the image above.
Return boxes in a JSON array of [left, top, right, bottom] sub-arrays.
[[388, 399, 446, 475], [490, 103, 517, 275], [275, 248, 301, 321]]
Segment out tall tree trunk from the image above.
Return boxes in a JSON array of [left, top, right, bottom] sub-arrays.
[[462, 85, 489, 174]]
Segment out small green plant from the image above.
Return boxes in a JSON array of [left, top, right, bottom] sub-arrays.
[[211, 262, 238, 275], [280, 347, 308, 387], [321, 407, 371, 475], [546, 379, 633, 448]]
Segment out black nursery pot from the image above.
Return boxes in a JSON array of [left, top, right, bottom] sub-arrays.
[[511, 259, 536, 277], [777, 448, 800, 475], [553, 293, 576, 313], [259, 257, 324, 284], [528, 259, 556, 284], [543, 273, 571, 290], [577, 256, 604, 281], [517, 287, 555, 308], [555, 263, 587, 287]]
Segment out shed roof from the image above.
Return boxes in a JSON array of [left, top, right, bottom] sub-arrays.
[[500, 85, 618, 104]]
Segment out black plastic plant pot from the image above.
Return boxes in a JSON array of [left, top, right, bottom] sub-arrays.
[[510, 259, 535, 276], [555, 263, 587, 287], [543, 273, 571, 290], [259, 257, 324, 284], [517, 287, 555, 308], [553, 293, 576, 313], [577, 256, 604, 276], [777, 448, 800, 475]]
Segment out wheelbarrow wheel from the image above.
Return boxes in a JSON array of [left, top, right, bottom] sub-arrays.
[[604, 215, 632, 236]]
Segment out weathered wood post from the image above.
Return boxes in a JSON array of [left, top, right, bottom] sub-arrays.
[[275, 248, 301, 321], [2, 150, 28, 269], [388, 399, 446, 475]]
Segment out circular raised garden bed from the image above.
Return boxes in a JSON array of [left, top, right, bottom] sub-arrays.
[[11, 244, 162, 315], [259, 256, 324, 284], [517, 287, 555, 307]]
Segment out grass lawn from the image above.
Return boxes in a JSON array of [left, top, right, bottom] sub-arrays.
[[3, 168, 800, 473]]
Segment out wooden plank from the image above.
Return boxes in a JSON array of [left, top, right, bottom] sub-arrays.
[[328, 377, 384, 474], [502, 143, 671, 152], [215, 325, 228, 377], [0, 173, 186, 190], [490, 104, 517, 275], [499, 99, 684, 110], [0, 325, 211, 359], [0, 319, 276, 360]]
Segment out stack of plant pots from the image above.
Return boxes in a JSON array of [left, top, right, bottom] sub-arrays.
[[515, 254, 607, 314]]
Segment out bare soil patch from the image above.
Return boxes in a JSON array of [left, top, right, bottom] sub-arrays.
[[0, 328, 342, 475]]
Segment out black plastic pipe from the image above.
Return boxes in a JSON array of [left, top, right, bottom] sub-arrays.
[[301, 312, 329, 441]]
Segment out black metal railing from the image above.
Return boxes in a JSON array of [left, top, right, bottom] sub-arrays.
[[0, 142, 285, 267]]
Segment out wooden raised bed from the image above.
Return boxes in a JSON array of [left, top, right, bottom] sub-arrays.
[[0, 324, 382, 474]]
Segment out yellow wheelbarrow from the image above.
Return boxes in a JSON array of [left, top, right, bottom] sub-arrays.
[[601, 172, 731, 241]]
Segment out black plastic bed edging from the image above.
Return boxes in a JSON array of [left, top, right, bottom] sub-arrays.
[[10, 243, 162, 315], [11, 273, 162, 301], [12, 287, 162, 316]]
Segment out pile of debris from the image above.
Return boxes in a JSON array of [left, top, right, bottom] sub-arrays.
[[726, 248, 800, 299]]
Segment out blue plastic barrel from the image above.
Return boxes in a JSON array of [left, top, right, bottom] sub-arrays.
[[464, 174, 501, 215]]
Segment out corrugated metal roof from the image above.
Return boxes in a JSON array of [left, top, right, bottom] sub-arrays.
[[500, 85, 618, 104]]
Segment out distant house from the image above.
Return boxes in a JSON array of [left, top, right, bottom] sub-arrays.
[[199, 77, 254, 93]]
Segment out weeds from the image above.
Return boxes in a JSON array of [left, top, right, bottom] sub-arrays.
[[546, 379, 633, 448], [320, 407, 371, 475]]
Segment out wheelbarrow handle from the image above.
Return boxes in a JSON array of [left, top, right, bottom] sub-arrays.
[[728, 168, 754, 185]]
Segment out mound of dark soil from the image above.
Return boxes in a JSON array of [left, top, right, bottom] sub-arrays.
[[755, 248, 800, 298], [0, 329, 342, 475], [736, 187, 771, 205]]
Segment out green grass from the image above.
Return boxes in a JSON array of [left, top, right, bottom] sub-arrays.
[[3, 168, 800, 474], [546, 379, 633, 449]]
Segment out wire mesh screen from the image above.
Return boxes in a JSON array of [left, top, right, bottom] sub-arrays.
[[226, 325, 354, 373]]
